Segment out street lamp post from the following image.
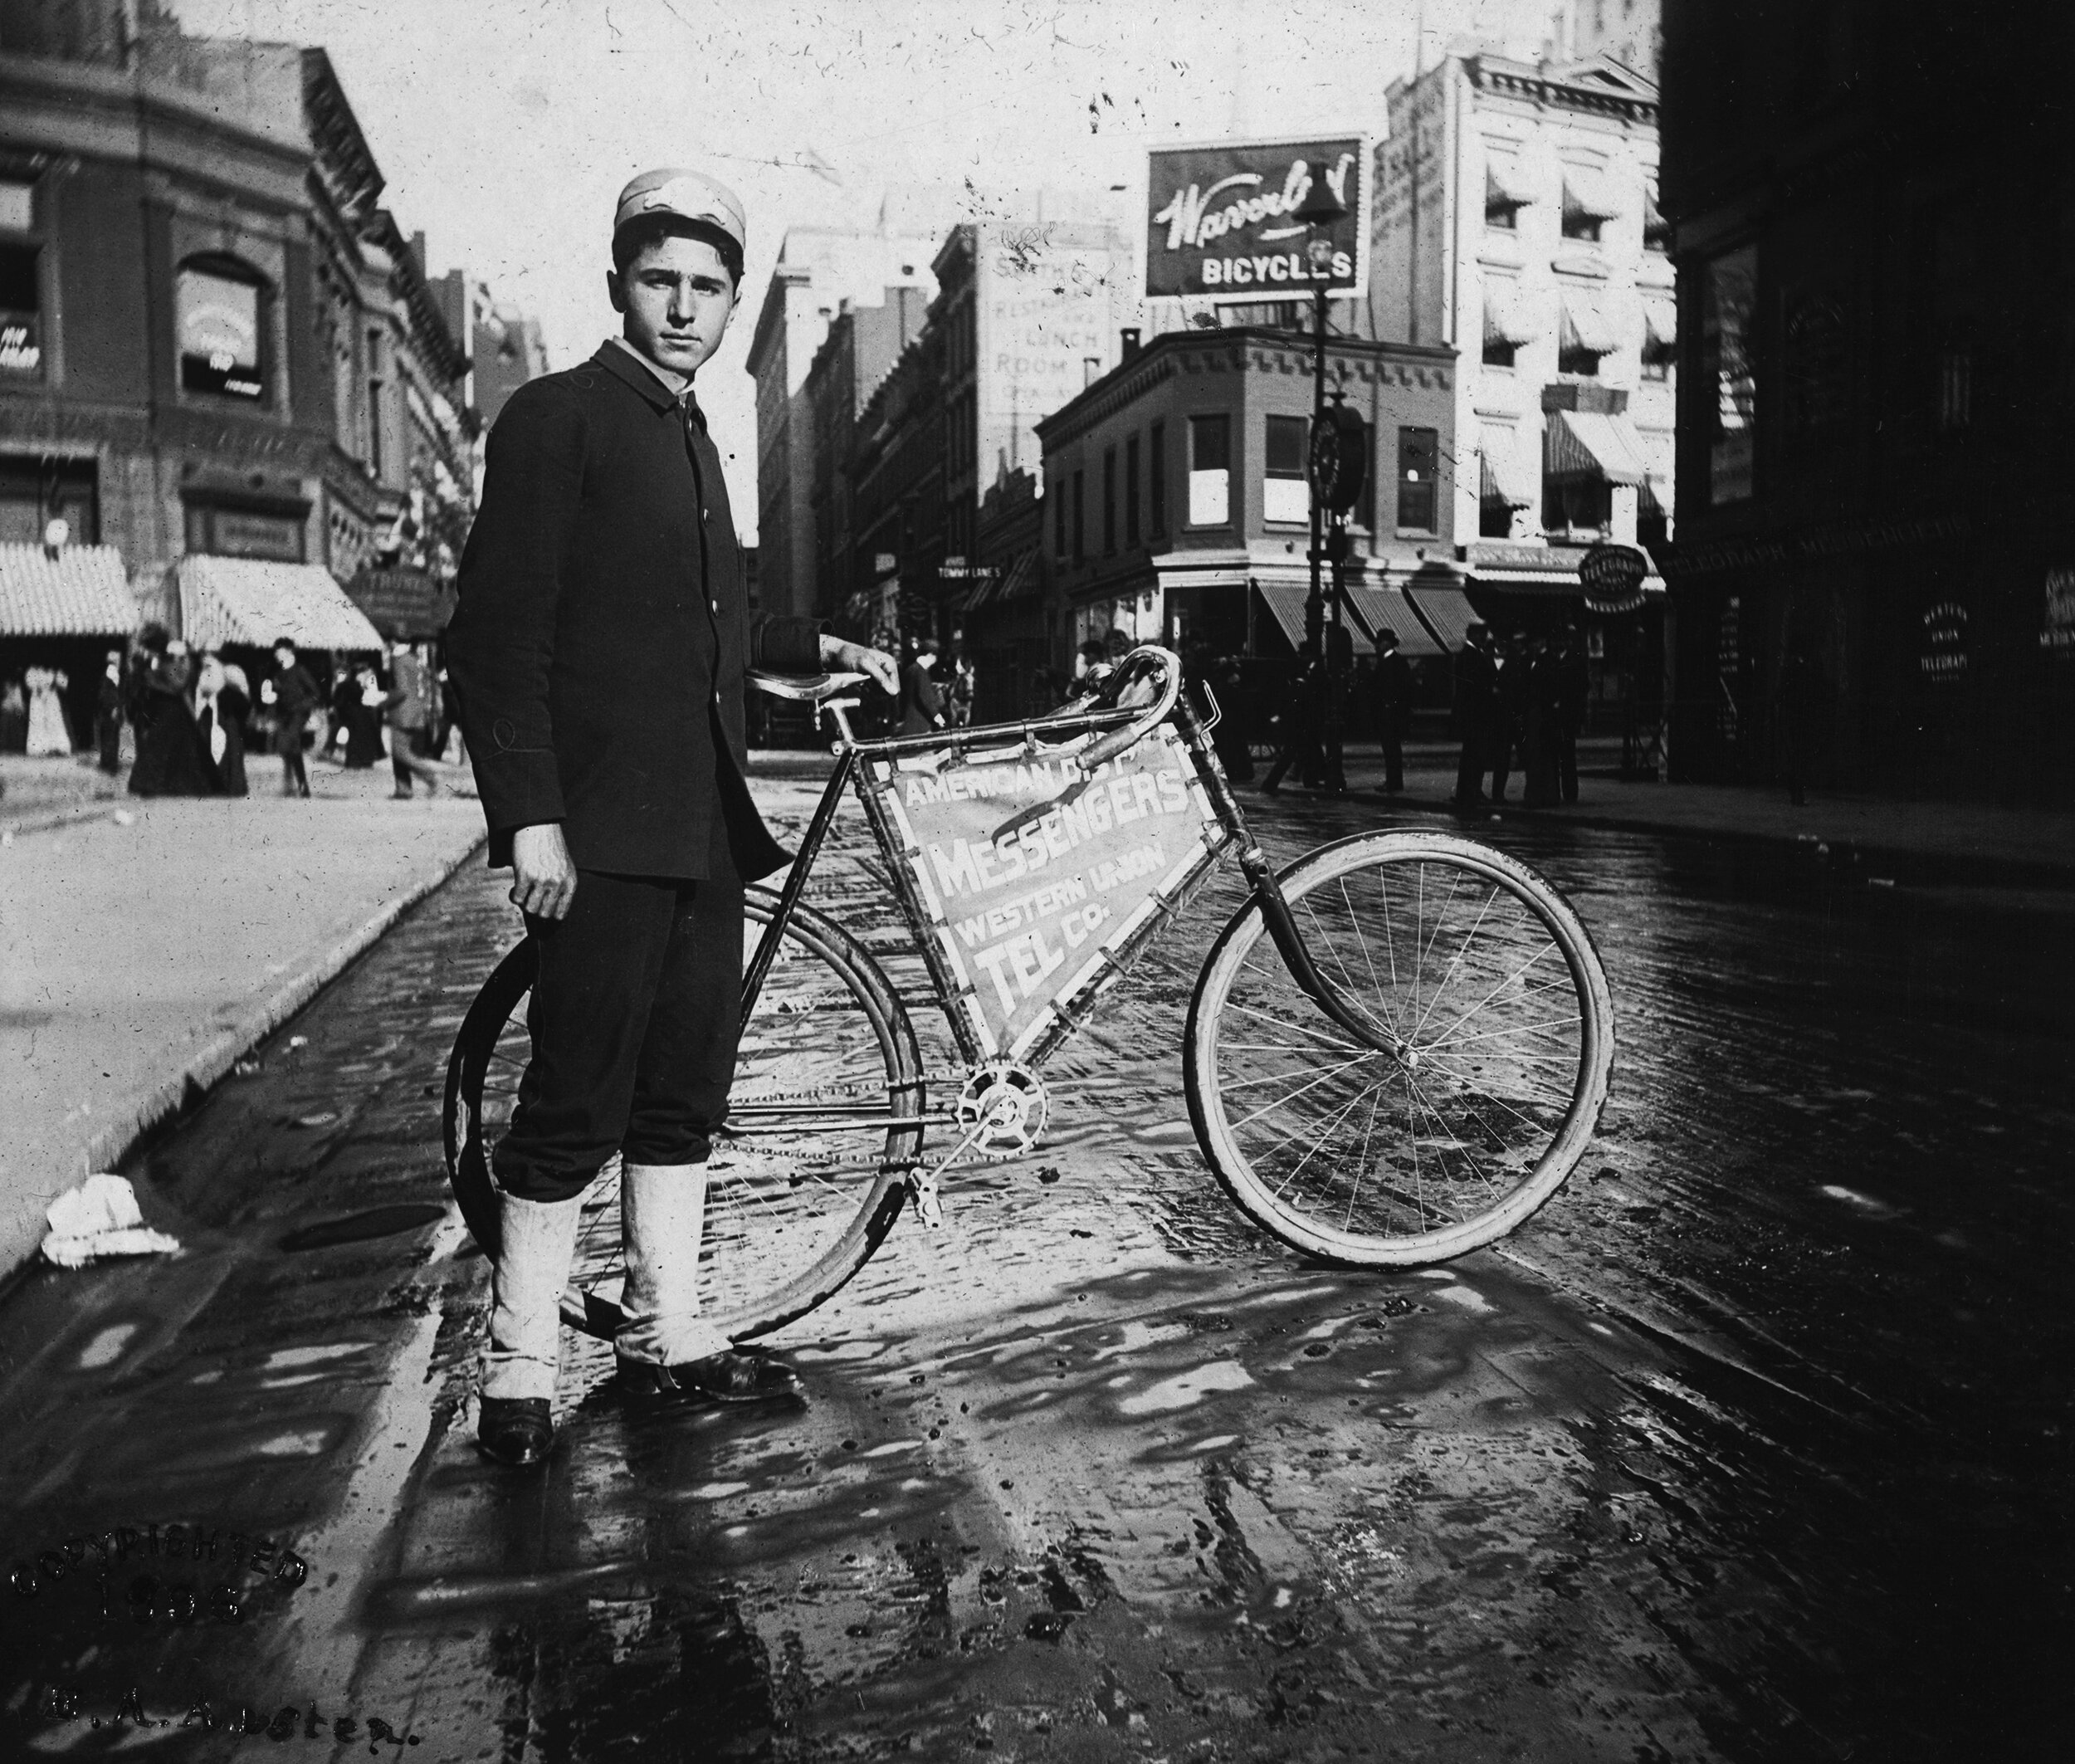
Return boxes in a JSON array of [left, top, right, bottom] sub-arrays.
[[1293, 174, 1350, 784]]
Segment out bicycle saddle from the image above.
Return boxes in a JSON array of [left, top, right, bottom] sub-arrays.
[[745, 669, 866, 701]]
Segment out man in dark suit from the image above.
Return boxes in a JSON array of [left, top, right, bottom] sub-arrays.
[[900, 633, 946, 734], [1370, 628, 1412, 795], [445, 168, 895, 1468], [1451, 624, 1496, 808]]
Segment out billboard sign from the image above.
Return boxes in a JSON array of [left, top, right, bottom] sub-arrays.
[[1146, 136, 1370, 305]]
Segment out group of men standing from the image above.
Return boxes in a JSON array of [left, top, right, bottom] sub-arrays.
[[1451, 623, 1589, 810]]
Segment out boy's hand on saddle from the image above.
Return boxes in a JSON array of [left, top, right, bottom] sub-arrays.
[[820, 634, 899, 698], [510, 823, 578, 921]]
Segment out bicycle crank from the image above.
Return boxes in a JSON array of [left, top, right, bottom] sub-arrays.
[[906, 1063, 1051, 1229]]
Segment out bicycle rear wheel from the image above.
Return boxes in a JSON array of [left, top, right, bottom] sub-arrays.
[[1184, 830, 1613, 1265], [443, 886, 924, 1343]]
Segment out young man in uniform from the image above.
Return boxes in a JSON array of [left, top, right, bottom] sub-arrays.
[[444, 169, 896, 1469]]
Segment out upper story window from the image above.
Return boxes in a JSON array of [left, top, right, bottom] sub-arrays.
[[1149, 423, 1167, 537], [1263, 415, 1308, 524], [1102, 447, 1117, 555], [1482, 281, 1531, 369], [0, 178, 44, 379], [1396, 427, 1438, 534], [1642, 301, 1677, 383], [1072, 469, 1086, 564], [177, 258, 268, 401], [1485, 160, 1531, 231], [1052, 476, 1067, 559], [1702, 245, 1757, 503], [1187, 413, 1231, 528], [1559, 294, 1618, 378], [1125, 433, 1141, 547], [1560, 168, 1620, 244]]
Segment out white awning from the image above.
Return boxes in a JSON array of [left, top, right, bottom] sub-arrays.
[[0, 543, 139, 637], [177, 555, 384, 652], [1561, 164, 1623, 221], [1478, 426, 1536, 508], [1482, 281, 1535, 346], [1486, 157, 1535, 208], [1545, 410, 1651, 487], [1638, 427, 1677, 516], [1643, 297, 1677, 348], [1560, 292, 1621, 358]]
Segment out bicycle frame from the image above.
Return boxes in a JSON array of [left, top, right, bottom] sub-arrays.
[[730, 652, 1392, 1137]]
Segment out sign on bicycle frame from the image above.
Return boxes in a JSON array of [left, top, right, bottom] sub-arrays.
[[873, 725, 1231, 1061]]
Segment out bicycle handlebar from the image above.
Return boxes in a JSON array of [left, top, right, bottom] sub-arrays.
[[1074, 644, 1181, 772]]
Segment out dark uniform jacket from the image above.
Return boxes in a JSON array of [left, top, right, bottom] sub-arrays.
[[447, 343, 819, 880], [1452, 643, 1496, 737]]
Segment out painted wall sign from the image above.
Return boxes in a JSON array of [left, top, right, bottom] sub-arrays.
[[1146, 137, 1370, 305], [1920, 600, 1969, 686]]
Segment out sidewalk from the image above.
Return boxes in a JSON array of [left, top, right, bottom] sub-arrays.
[[0, 756, 485, 1282], [1238, 740, 2075, 884]]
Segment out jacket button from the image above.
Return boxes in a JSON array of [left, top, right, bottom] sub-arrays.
[[710, 599, 719, 614], [702, 507, 710, 524]]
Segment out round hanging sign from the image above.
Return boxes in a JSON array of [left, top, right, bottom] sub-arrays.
[[1578, 542, 1650, 614]]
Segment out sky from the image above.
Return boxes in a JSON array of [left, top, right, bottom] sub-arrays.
[[172, 0, 1560, 540]]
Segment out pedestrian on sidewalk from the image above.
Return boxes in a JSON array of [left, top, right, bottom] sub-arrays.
[[1370, 628, 1411, 795], [1452, 624, 1496, 808], [261, 639, 320, 798], [1207, 651, 1254, 782], [1489, 632, 1531, 804], [24, 665, 72, 756], [128, 637, 213, 797], [1553, 626, 1588, 804], [383, 640, 442, 798], [444, 165, 900, 1469], [95, 650, 124, 774], [1262, 638, 1326, 795], [901, 633, 946, 734], [193, 650, 249, 797], [1522, 636, 1562, 809]]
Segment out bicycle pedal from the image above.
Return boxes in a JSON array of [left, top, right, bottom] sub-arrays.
[[909, 1172, 946, 1229]]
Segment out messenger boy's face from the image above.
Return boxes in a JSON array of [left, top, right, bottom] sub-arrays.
[[609, 233, 740, 379]]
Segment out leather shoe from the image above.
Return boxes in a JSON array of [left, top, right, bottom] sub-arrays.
[[476, 1395, 553, 1467], [617, 1349, 803, 1405]]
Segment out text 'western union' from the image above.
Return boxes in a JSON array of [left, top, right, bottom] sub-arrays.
[[927, 768, 1192, 901]]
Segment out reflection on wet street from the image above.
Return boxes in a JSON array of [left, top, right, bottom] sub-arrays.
[[1, 782, 2069, 1761]]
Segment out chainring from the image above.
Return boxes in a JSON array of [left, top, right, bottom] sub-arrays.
[[953, 1060, 1050, 1160]]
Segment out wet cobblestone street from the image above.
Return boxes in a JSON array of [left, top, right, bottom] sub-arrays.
[[1, 778, 2069, 1762]]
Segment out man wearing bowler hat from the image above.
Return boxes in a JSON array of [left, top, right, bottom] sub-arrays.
[[446, 168, 897, 1468]]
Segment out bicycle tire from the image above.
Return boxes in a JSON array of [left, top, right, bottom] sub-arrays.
[[442, 885, 924, 1343], [1184, 830, 1613, 1265]]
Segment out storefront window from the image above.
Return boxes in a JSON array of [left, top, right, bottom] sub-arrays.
[[177, 262, 266, 400], [1702, 246, 1756, 502]]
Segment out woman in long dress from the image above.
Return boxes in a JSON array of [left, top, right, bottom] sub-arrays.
[[194, 652, 249, 797], [24, 665, 73, 756], [128, 642, 214, 797]]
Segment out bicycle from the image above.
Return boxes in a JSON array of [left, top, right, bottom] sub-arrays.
[[443, 645, 1614, 1346]]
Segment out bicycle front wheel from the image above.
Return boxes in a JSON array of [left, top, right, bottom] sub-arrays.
[[1184, 830, 1613, 1265], [443, 886, 924, 1343]]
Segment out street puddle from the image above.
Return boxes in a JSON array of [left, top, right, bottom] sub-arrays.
[[1116, 1360, 1255, 1415], [278, 1201, 448, 1253]]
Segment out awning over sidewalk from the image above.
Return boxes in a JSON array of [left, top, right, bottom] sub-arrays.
[[1342, 582, 1446, 660], [1401, 581, 1481, 653], [0, 543, 139, 637], [1545, 409, 1650, 486], [178, 555, 383, 653], [1253, 578, 1374, 657]]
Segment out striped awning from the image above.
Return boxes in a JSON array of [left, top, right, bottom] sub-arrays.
[[177, 555, 383, 652], [1342, 581, 1445, 659], [1478, 426, 1536, 508], [1545, 409, 1651, 486], [0, 543, 139, 636], [1400, 581, 1480, 653], [1255, 579, 1374, 658], [1559, 292, 1621, 358], [1482, 280, 1535, 347], [1561, 164, 1623, 221], [1643, 297, 1677, 349], [1486, 156, 1535, 207]]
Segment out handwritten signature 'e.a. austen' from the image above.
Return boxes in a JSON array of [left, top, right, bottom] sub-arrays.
[[1151, 153, 1355, 253]]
